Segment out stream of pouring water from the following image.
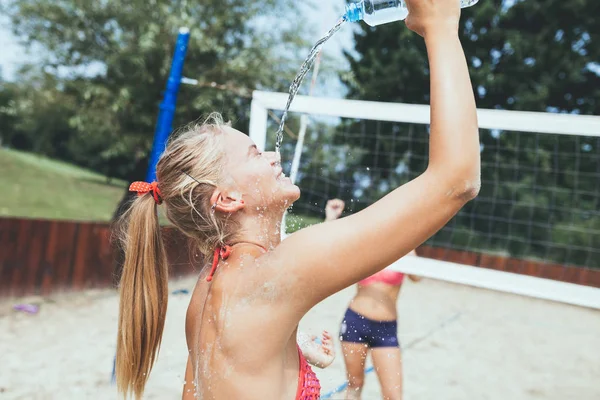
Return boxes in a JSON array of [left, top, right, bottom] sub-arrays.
[[274, 16, 347, 154]]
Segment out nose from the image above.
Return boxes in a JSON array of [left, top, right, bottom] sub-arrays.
[[265, 151, 281, 167]]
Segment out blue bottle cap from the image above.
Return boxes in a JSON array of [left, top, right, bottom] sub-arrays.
[[345, 2, 363, 23]]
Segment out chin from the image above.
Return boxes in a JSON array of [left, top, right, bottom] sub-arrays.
[[276, 177, 300, 199], [276, 186, 300, 207], [289, 191, 301, 204], [287, 184, 301, 202]]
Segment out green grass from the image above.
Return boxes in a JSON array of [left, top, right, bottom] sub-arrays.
[[0, 148, 324, 229], [0, 148, 127, 222], [285, 213, 323, 233]]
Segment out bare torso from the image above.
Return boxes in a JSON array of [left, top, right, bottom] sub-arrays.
[[349, 282, 402, 321]]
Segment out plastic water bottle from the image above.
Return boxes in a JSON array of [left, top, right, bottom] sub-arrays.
[[345, 0, 479, 27]]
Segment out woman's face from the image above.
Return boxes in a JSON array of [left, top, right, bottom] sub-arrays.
[[219, 126, 300, 212]]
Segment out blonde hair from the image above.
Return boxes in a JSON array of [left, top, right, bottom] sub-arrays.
[[115, 113, 235, 399]]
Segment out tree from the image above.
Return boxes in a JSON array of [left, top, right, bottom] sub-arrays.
[[328, 0, 600, 267], [0, 76, 18, 148], [3, 0, 314, 180]]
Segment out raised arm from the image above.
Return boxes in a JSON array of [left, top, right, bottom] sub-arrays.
[[271, 0, 479, 312]]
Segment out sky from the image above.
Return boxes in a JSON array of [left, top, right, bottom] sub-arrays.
[[0, 1, 354, 87], [0, 15, 26, 80]]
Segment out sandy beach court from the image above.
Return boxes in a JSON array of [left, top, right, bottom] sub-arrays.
[[1, 276, 599, 399]]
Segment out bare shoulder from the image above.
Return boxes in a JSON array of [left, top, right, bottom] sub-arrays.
[[194, 253, 300, 346], [185, 278, 209, 349]]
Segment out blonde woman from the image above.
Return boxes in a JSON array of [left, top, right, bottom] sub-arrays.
[[115, 1, 480, 398]]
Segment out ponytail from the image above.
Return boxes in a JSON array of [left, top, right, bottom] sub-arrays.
[[115, 194, 168, 399]]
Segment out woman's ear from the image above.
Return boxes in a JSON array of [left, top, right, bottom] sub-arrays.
[[210, 189, 245, 213]]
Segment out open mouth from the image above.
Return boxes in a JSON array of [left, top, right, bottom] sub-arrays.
[[276, 168, 289, 181]]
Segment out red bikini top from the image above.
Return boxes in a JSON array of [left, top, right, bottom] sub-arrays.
[[206, 245, 232, 282], [296, 345, 321, 399], [206, 243, 267, 282]]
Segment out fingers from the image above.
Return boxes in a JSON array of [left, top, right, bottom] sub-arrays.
[[326, 199, 345, 216], [332, 199, 345, 209], [321, 331, 335, 355], [326, 199, 342, 210], [305, 330, 335, 355], [325, 199, 345, 221]]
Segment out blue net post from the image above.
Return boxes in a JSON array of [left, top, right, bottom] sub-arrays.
[[146, 27, 191, 182]]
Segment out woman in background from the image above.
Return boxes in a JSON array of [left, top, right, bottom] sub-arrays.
[[325, 199, 422, 400]]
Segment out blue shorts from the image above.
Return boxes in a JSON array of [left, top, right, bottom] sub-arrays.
[[339, 308, 400, 348]]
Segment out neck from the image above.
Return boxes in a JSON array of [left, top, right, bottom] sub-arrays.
[[233, 209, 284, 251]]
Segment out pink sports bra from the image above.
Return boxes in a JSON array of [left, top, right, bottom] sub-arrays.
[[359, 269, 405, 286]]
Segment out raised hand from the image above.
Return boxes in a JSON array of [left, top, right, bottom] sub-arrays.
[[317, 331, 335, 367], [325, 199, 345, 222], [298, 330, 336, 369], [404, 0, 461, 37]]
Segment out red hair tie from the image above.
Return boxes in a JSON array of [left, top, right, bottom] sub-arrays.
[[207, 245, 232, 282], [129, 181, 163, 205]]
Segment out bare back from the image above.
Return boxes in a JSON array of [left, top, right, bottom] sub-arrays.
[[183, 247, 303, 400]]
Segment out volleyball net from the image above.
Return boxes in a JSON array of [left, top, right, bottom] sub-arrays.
[[248, 91, 600, 309]]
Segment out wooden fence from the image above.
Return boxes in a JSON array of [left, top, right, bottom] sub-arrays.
[[1, 217, 599, 298], [0, 217, 200, 298]]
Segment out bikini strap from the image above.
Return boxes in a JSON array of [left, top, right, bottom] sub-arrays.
[[206, 242, 268, 283], [206, 245, 232, 282]]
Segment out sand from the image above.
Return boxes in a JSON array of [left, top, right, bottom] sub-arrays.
[[1, 276, 599, 400]]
